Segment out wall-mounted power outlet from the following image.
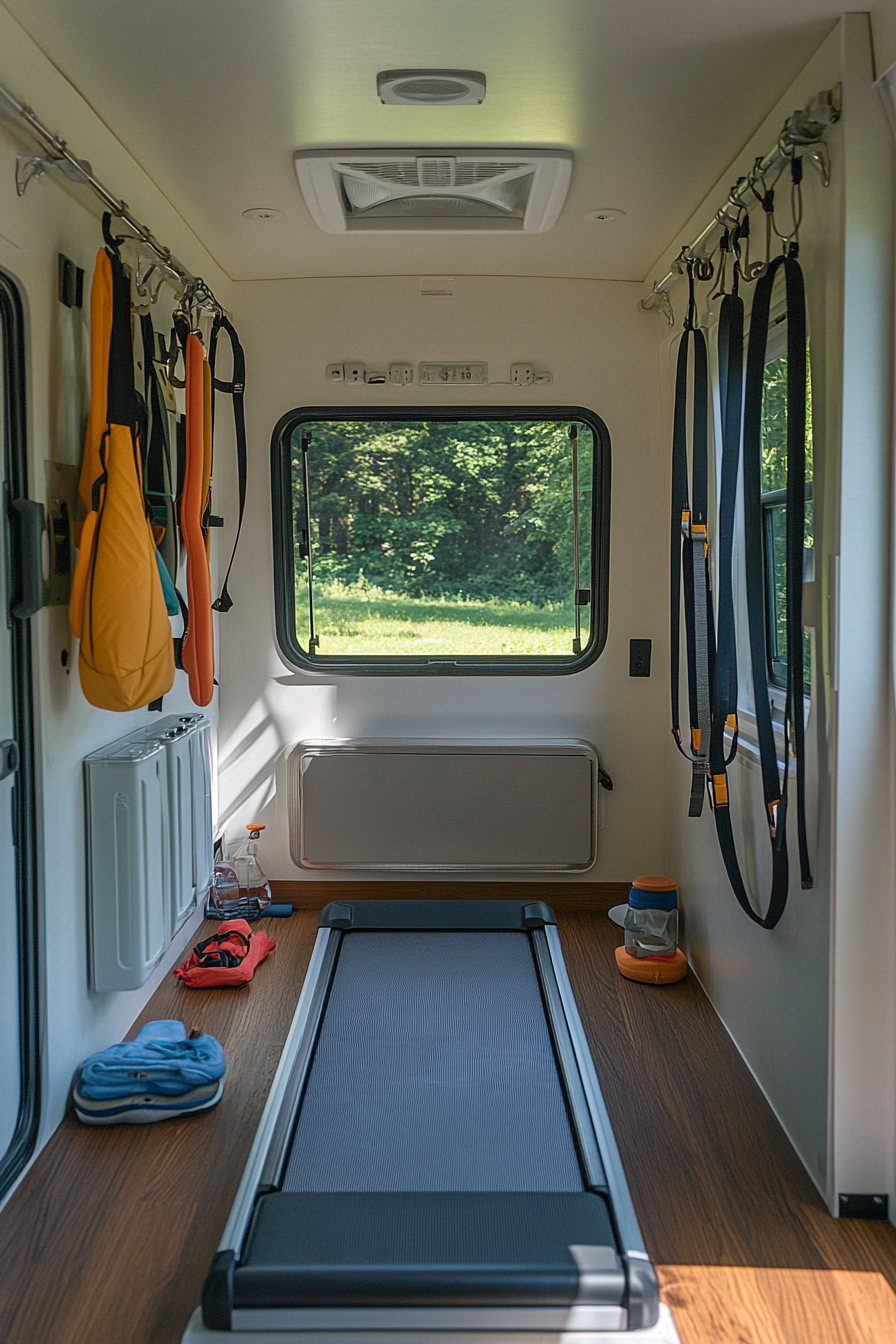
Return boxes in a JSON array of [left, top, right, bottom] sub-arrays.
[[510, 363, 535, 386], [629, 639, 652, 677], [326, 363, 344, 382], [389, 363, 414, 385]]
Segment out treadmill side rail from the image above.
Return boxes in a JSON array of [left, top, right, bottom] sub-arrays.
[[215, 928, 339, 1256], [530, 929, 607, 1192], [543, 924, 661, 1330]]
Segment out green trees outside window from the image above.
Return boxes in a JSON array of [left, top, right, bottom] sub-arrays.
[[759, 354, 813, 690], [271, 409, 609, 673]]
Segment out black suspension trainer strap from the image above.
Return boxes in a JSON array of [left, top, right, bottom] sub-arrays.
[[670, 264, 713, 817], [139, 312, 178, 583], [710, 275, 743, 770], [781, 252, 812, 890], [208, 314, 247, 613], [708, 262, 788, 928], [710, 242, 812, 928]]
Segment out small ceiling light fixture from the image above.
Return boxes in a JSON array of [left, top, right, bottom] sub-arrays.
[[242, 207, 284, 220], [377, 69, 486, 106], [584, 208, 625, 222]]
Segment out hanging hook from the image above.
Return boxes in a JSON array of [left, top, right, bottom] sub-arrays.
[[683, 259, 697, 331], [771, 155, 804, 250], [710, 230, 731, 300], [693, 253, 714, 283], [734, 212, 760, 284]]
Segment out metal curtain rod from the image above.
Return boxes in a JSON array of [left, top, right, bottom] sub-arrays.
[[641, 86, 841, 323], [0, 81, 224, 316]]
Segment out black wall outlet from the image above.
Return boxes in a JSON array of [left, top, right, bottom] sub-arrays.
[[629, 638, 652, 677], [58, 254, 84, 309]]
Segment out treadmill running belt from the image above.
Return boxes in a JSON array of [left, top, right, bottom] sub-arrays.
[[282, 930, 584, 1192]]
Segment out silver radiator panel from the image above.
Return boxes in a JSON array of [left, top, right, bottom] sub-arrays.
[[288, 740, 597, 871], [84, 714, 213, 991]]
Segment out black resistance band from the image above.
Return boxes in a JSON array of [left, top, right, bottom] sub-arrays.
[[208, 314, 247, 613], [670, 264, 715, 817], [706, 246, 812, 928]]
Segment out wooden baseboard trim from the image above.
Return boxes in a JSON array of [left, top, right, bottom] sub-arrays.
[[270, 879, 629, 912]]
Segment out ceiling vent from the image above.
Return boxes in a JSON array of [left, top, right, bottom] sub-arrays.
[[377, 69, 486, 106], [294, 149, 573, 233]]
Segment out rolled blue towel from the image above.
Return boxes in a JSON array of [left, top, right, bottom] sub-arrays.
[[78, 1020, 226, 1099]]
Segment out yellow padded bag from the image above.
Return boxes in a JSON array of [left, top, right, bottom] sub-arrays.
[[70, 240, 174, 710]]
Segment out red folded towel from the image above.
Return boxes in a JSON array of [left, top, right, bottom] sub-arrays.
[[174, 919, 275, 988]]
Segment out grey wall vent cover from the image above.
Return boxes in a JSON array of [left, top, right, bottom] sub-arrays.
[[287, 739, 597, 871], [294, 149, 572, 233]]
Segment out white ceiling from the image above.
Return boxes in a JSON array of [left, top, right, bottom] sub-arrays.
[[3, 0, 844, 282]]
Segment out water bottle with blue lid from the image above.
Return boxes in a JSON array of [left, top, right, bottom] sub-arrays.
[[623, 875, 679, 958]]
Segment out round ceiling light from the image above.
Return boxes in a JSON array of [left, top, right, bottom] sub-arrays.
[[584, 208, 625, 222], [242, 207, 284, 220], [377, 69, 486, 105]]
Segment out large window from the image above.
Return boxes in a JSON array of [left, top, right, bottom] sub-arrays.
[[272, 407, 609, 675], [759, 341, 813, 691]]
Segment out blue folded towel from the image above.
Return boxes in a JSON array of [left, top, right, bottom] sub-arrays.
[[78, 1020, 226, 1099]]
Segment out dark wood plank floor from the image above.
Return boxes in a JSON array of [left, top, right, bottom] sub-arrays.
[[561, 911, 896, 1343], [0, 902, 894, 1343]]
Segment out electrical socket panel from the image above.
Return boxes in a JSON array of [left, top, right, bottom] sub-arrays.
[[510, 363, 535, 386], [389, 363, 413, 385]]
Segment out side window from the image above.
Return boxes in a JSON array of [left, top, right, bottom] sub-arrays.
[[759, 333, 813, 692], [272, 408, 610, 676]]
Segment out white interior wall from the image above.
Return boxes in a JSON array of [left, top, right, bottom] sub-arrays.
[[871, 1, 896, 77], [829, 9, 896, 1215], [216, 276, 668, 885], [0, 6, 235, 1188], [663, 17, 896, 1214]]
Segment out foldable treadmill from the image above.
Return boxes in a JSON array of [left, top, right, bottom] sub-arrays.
[[185, 901, 678, 1342]]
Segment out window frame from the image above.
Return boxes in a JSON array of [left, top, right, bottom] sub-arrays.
[[0, 266, 41, 1202], [271, 404, 611, 677], [761, 480, 814, 691]]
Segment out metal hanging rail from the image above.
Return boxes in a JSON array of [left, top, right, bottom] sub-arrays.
[[0, 81, 224, 316], [641, 86, 841, 324]]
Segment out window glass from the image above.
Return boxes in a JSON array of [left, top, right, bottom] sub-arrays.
[[760, 351, 813, 690], [273, 410, 609, 674]]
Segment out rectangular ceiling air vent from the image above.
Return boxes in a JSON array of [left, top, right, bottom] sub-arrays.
[[294, 149, 572, 233]]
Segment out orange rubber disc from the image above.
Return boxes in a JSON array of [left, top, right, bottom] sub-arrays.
[[615, 946, 688, 984], [630, 874, 677, 892]]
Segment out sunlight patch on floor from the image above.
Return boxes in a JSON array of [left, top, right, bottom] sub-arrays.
[[657, 1264, 896, 1344]]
